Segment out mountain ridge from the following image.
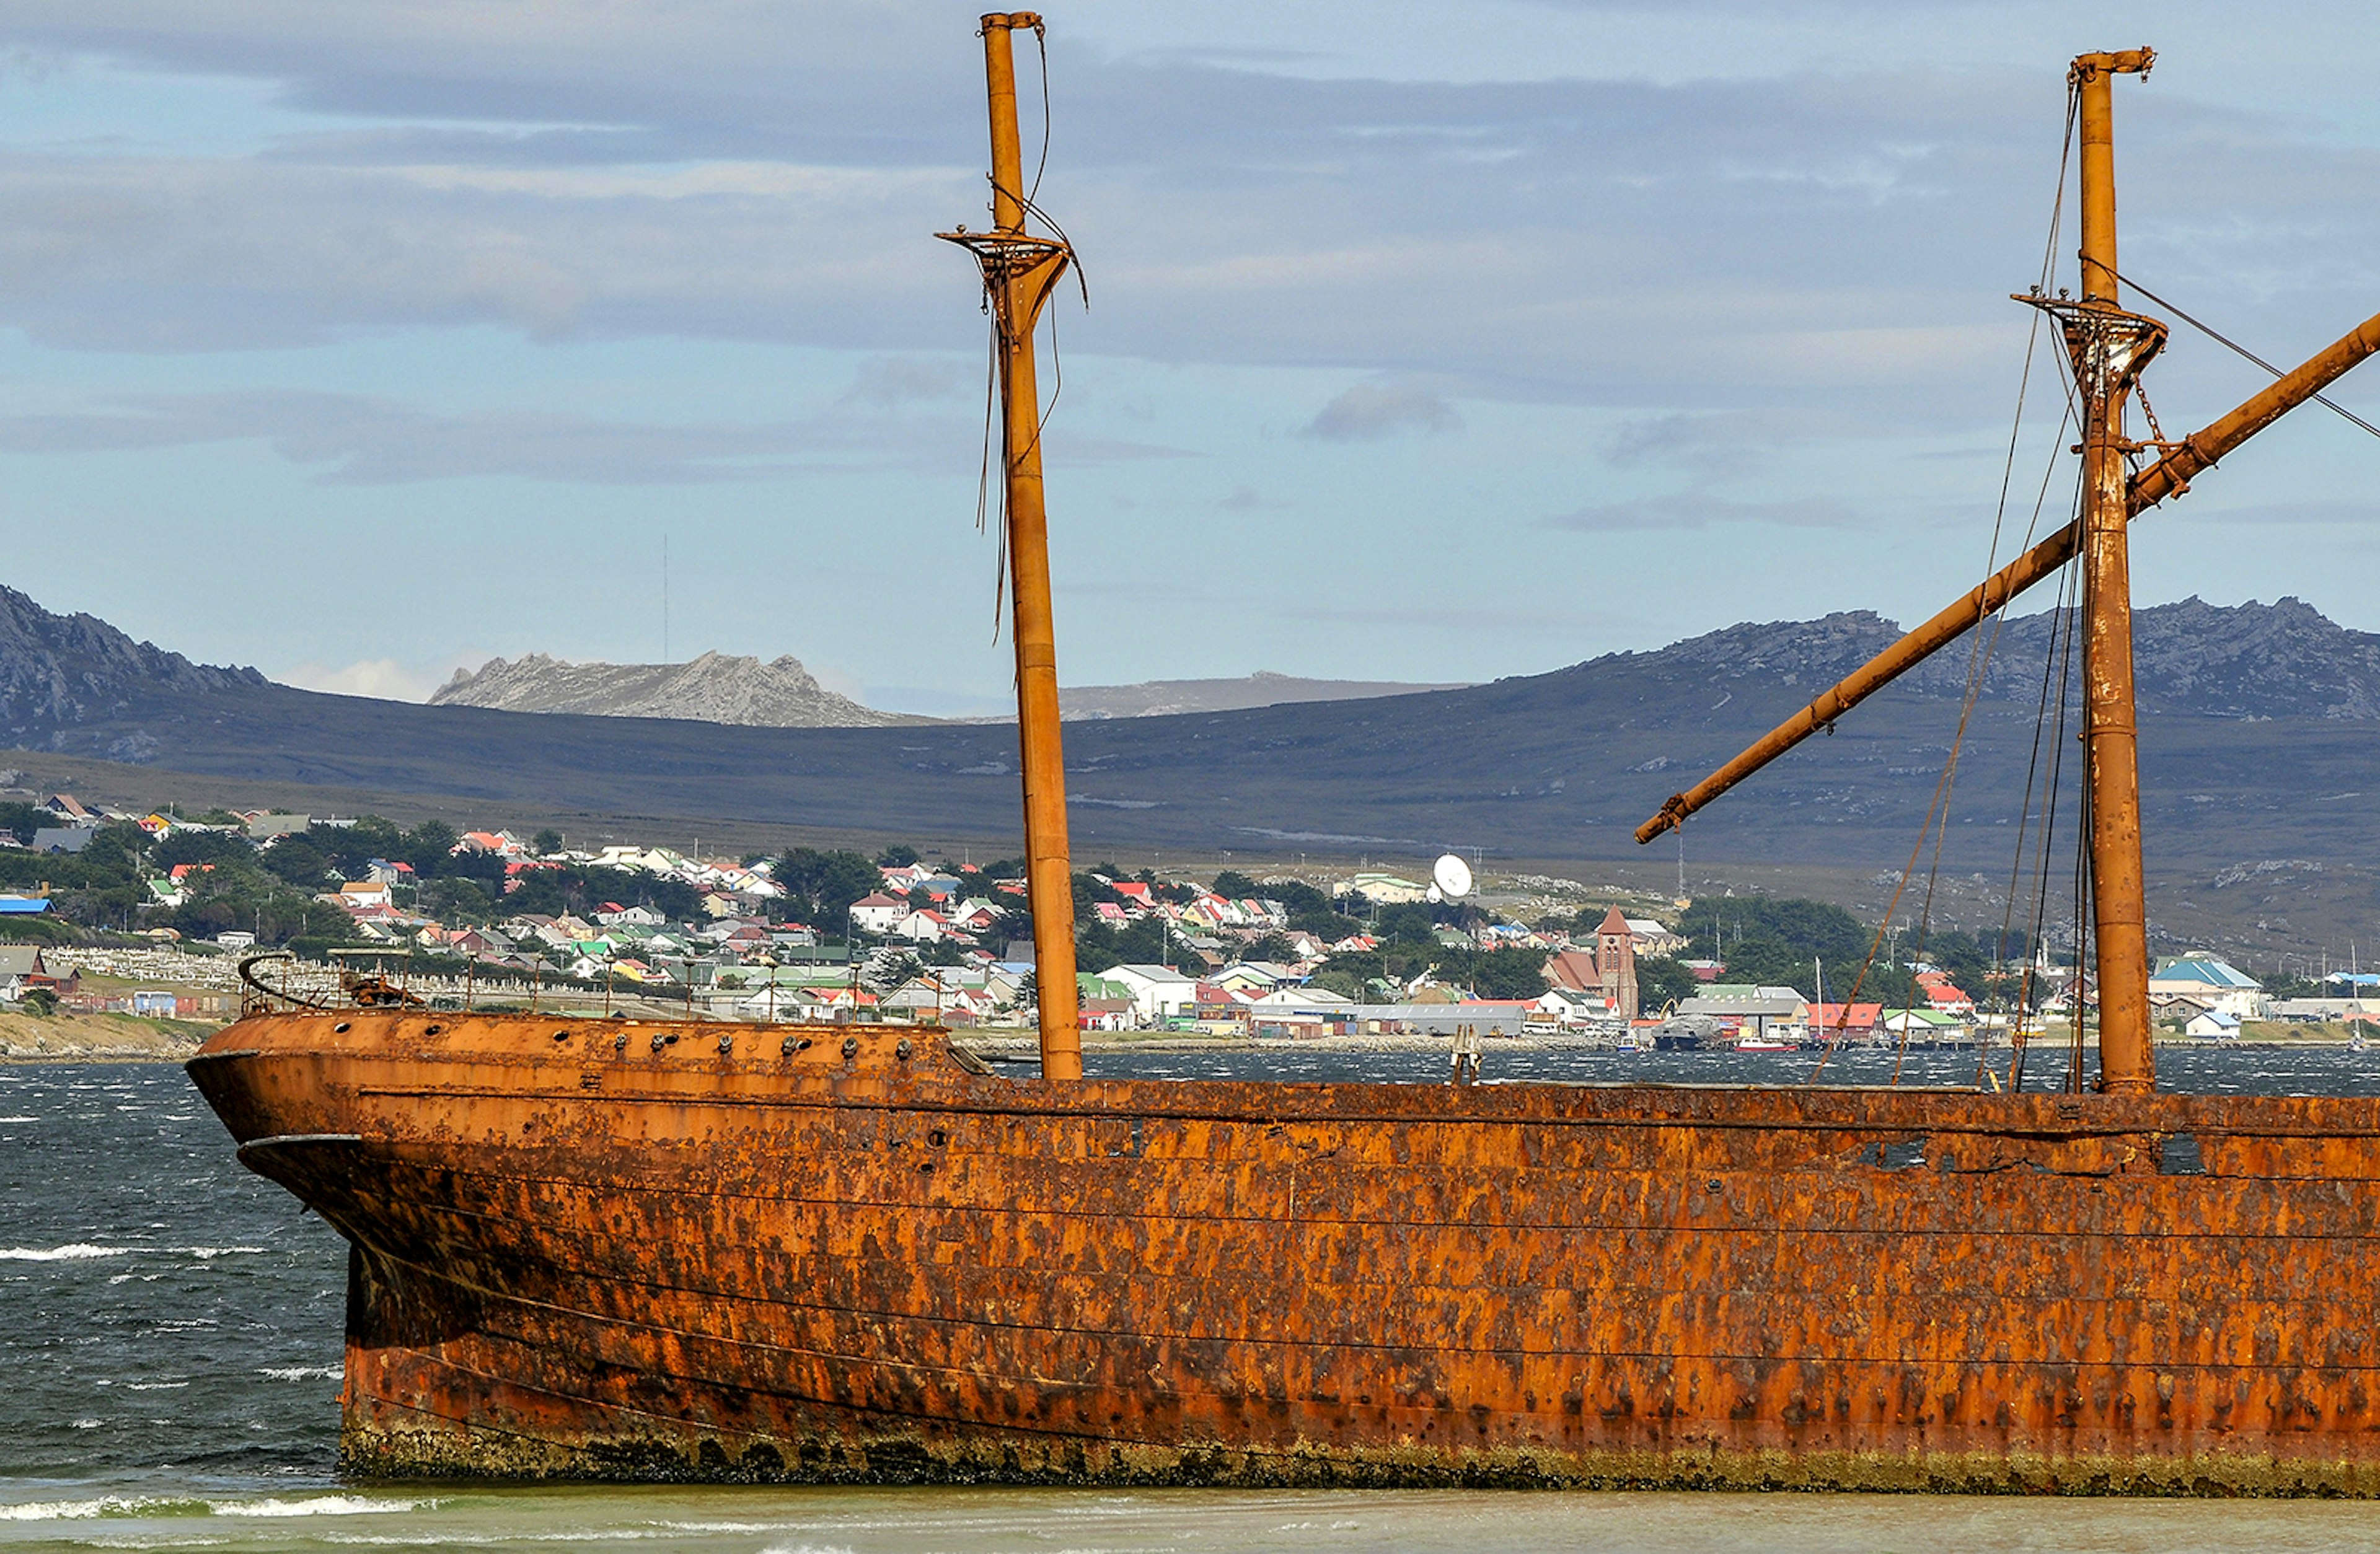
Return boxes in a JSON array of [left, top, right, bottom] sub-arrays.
[[430, 651, 922, 728], [0, 585, 264, 751], [3, 585, 2375, 916]]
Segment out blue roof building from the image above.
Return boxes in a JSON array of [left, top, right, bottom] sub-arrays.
[[2151, 954, 2263, 1020]]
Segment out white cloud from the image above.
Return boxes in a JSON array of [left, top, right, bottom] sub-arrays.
[[278, 654, 474, 701]]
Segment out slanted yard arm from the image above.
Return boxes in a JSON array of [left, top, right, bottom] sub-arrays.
[[1634, 303, 2380, 845]]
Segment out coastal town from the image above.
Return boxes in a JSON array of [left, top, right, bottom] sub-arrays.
[[1, 789, 2369, 1050]]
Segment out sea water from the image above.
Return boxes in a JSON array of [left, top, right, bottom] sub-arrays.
[[5, 1050, 2379, 1552]]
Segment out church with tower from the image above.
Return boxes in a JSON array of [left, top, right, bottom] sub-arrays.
[[1541, 906, 1641, 1021]]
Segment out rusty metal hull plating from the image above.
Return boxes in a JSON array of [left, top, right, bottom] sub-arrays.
[[190, 1012, 2380, 1493]]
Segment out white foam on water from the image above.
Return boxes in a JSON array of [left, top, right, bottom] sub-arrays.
[[214, 1495, 430, 1518], [0, 1493, 427, 1522], [259, 1365, 340, 1381], [0, 1244, 130, 1261], [179, 1246, 265, 1259], [0, 1115, 39, 1123], [663, 1524, 820, 1536], [0, 1496, 145, 1521], [127, 1381, 188, 1391]]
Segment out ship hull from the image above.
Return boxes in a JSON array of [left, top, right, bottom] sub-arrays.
[[190, 1011, 2380, 1492]]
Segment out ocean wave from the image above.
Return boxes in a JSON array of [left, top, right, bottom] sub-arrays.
[[180, 1246, 267, 1259], [1, 1493, 428, 1521], [260, 1365, 342, 1381], [0, 1496, 151, 1521], [0, 1115, 39, 1123], [0, 1244, 130, 1261], [215, 1495, 430, 1518]]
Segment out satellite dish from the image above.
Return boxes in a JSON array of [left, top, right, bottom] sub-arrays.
[[1432, 853, 1473, 900], [1425, 885, 1443, 904]]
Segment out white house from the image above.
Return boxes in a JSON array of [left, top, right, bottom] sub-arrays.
[[1530, 988, 1598, 1026], [848, 893, 906, 934], [2186, 1008, 2243, 1040], [1247, 985, 1352, 1015], [1103, 964, 1200, 1025], [894, 908, 948, 944]]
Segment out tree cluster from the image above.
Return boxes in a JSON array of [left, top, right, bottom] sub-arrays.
[[1678, 895, 2037, 1010]]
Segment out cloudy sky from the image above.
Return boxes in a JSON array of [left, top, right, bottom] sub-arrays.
[[1, 2, 2375, 715]]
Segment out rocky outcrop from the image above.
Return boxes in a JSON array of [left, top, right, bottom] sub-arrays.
[[1584, 597, 2380, 719], [2128, 596, 2380, 719], [0, 584, 264, 743], [428, 651, 925, 728]]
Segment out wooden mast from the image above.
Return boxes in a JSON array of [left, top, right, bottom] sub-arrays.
[[2069, 48, 2158, 1094], [942, 13, 1082, 1080]]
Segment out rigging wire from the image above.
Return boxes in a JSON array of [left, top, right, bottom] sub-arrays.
[[1027, 22, 1052, 211], [1810, 84, 2084, 1084], [2113, 268, 2380, 444], [1985, 558, 2069, 1089], [2008, 488, 2086, 1092], [1977, 531, 2061, 1082], [969, 22, 1088, 645], [2038, 81, 2080, 296], [1970, 398, 2081, 1083], [977, 311, 1010, 642]]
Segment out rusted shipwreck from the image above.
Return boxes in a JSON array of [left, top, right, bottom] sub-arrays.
[[191, 22, 2380, 1491]]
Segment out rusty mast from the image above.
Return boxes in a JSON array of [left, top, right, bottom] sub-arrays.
[[939, 12, 1082, 1081], [2068, 47, 2161, 1095], [1637, 47, 2380, 1096]]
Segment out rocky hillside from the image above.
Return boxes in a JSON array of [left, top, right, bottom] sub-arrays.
[[0, 585, 263, 748], [1611, 596, 2380, 721], [428, 651, 925, 728]]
